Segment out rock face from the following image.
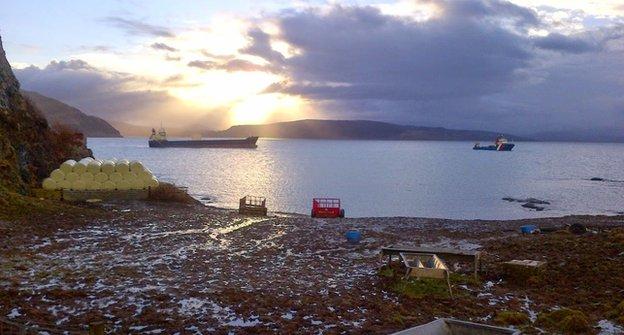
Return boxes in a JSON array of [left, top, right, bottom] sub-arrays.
[[0, 35, 91, 193], [22, 91, 122, 138]]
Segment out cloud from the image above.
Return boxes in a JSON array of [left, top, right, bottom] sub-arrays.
[[261, 3, 534, 100], [103, 17, 175, 37], [14, 59, 186, 125], [188, 60, 218, 70], [188, 58, 268, 72], [240, 1, 624, 134], [151, 42, 178, 52], [533, 33, 597, 53], [240, 28, 285, 65]]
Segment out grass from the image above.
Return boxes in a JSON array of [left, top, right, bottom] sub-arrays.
[[0, 185, 91, 221], [377, 265, 472, 299], [536, 308, 590, 333], [494, 311, 529, 325], [147, 182, 199, 204]]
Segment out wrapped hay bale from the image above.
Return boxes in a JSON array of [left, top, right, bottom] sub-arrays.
[[79, 157, 94, 164], [87, 161, 102, 174], [65, 172, 80, 183], [122, 171, 137, 181], [101, 160, 116, 174], [116, 179, 131, 190], [42, 178, 58, 190], [109, 172, 123, 183], [80, 172, 94, 182], [102, 180, 116, 190], [115, 159, 130, 173], [145, 176, 159, 188], [72, 180, 87, 190], [86, 180, 102, 190], [60, 160, 76, 173], [129, 178, 145, 190], [50, 169, 65, 182], [129, 161, 145, 173], [58, 180, 72, 190], [94, 172, 108, 183], [73, 161, 88, 174]]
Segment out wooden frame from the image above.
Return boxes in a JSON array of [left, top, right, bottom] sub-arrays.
[[399, 252, 453, 297], [382, 245, 482, 280]]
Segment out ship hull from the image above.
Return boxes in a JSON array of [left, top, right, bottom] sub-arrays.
[[473, 143, 515, 151], [149, 136, 258, 149]]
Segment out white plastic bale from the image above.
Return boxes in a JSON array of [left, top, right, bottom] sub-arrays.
[[146, 177, 159, 188], [115, 160, 130, 173], [128, 179, 143, 190], [109, 172, 123, 183], [50, 169, 65, 181], [115, 179, 131, 190], [80, 172, 94, 181], [122, 171, 138, 181], [73, 161, 88, 174], [72, 180, 87, 190], [102, 180, 116, 190], [79, 157, 94, 164], [42, 178, 58, 190], [129, 161, 145, 173], [58, 180, 72, 190], [101, 161, 115, 174], [65, 172, 80, 182], [94, 172, 108, 183], [87, 161, 102, 174], [60, 160, 76, 174], [87, 180, 102, 190]]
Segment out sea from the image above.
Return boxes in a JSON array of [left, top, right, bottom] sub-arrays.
[[88, 138, 624, 220]]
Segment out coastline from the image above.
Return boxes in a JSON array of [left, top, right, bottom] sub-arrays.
[[1, 200, 623, 334]]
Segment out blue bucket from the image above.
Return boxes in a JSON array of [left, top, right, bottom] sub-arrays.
[[520, 225, 537, 234], [345, 230, 361, 243]]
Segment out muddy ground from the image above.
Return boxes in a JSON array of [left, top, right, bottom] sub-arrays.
[[1, 201, 623, 334]]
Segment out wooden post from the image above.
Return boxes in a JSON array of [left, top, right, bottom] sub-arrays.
[[89, 322, 105, 335]]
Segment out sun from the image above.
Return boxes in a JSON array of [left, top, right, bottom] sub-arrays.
[[230, 93, 301, 125]]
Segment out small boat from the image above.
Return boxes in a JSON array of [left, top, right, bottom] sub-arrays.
[[148, 127, 258, 149], [473, 136, 515, 151]]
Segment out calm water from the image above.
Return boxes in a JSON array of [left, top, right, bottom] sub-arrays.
[[88, 138, 624, 220]]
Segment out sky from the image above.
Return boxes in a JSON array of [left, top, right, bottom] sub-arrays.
[[1, 0, 623, 136]]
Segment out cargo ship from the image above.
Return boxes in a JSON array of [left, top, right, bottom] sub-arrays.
[[148, 127, 258, 148], [473, 136, 515, 151]]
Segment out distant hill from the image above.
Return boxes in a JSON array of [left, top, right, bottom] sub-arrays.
[[22, 91, 122, 138], [204, 119, 525, 141]]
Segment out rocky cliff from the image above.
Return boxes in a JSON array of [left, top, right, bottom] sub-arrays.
[[22, 91, 122, 138], [0, 35, 91, 193]]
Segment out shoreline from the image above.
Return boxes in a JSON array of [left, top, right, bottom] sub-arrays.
[[1, 200, 623, 334], [198, 197, 624, 221]]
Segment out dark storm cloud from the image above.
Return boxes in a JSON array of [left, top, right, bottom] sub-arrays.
[[14, 60, 173, 122], [533, 33, 597, 53], [240, 28, 285, 65], [151, 42, 178, 52], [243, 0, 624, 135], [103, 17, 175, 37], [267, 2, 535, 100]]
